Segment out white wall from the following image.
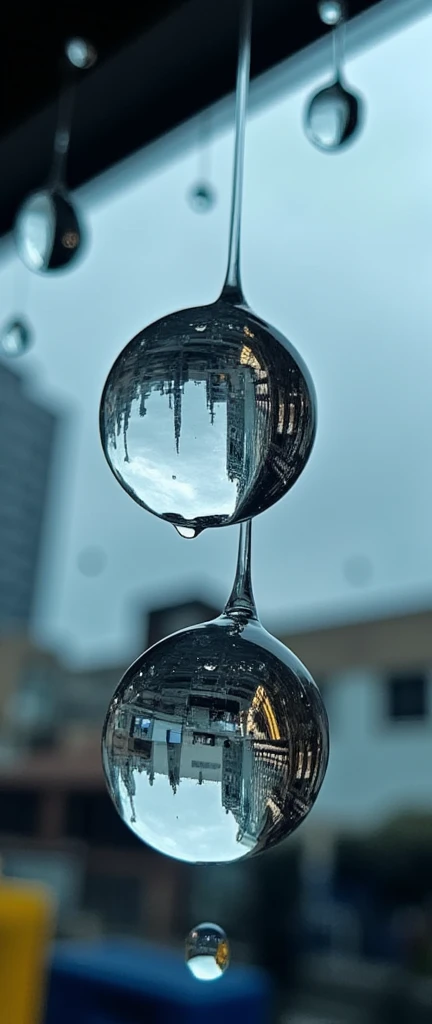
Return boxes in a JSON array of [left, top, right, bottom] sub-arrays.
[[313, 670, 432, 827]]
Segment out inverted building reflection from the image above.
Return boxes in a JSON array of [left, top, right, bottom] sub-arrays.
[[104, 628, 326, 856]]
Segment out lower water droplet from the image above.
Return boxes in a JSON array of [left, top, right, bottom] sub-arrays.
[[185, 923, 229, 982], [175, 525, 197, 539]]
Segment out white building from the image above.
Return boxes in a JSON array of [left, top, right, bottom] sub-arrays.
[[280, 606, 432, 834]]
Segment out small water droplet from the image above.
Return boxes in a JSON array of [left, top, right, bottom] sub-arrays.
[[318, 0, 342, 25], [14, 190, 83, 273], [65, 37, 97, 69], [204, 663, 217, 671], [195, 325, 207, 333], [185, 923, 229, 982], [305, 82, 361, 151], [175, 525, 197, 539], [188, 183, 216, 213], [0, 318, 32, 358]]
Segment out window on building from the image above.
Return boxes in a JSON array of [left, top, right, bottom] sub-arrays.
[[386, 673, 428, 721]]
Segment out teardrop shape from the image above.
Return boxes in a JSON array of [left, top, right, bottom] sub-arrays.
[[305, 80, 362, 151], [174, 525, 199, 539], [14, 190, 83, 274], [318, 0, 342, 26]]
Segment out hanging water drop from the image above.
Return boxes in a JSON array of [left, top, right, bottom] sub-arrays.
[[305, 1, 363, 152], [0, 318, 33, 358], [65, 37, 97, 70], [15, 192, 82, 273], [101, 521, 329, 864], [100, 0, 316, 537], [185, 923, 230, 981], [318, 0, 342, 25], [14, 38, 96, 273]]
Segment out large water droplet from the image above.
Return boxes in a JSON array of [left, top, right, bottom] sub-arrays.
[[318, 0, 342, 25], [65, 37, 97, 69], [188, 183, 216, 213], [14, 190, 83, 274], [0, 318, 33, 358], [101, 614, 329, 864], [186, 923, 229, 981], [305, 81, 361, 151], [99, 300, 316, 533]]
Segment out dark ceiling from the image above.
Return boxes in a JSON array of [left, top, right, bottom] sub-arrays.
[[0, 0, 381, 238]]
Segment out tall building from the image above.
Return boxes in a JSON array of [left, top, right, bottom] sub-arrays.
[[0, 362, 57, 626]]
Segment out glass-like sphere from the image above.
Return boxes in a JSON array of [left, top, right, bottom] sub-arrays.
[[101, 614, 329, 864], [65, 37, 97, 70], [0, 318, 33, 358], [305, 81, 361, 151], [14, 190, 83, 273], [185, 923, 230, 981], [189, 182, 216, 213], [318, 0, 342, 25], [99, 299, 316, 535]]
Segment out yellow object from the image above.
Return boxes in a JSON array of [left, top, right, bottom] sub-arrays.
[[0, 879, 54, 1024]]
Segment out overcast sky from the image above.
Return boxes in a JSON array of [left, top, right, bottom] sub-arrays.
[[1, 2, 431, 669]]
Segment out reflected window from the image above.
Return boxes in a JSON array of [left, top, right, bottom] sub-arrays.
[[386, 673, 428, 721]]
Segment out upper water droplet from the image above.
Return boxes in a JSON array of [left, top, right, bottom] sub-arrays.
[[195, 325, 207, 333]]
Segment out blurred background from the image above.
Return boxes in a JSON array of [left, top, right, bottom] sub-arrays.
[[1, 0, 432, 1021]]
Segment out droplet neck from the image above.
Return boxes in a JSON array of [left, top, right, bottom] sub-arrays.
[[222, 0, 253, 303], [224, 519, 258, 621], [49, 83, 75, 191], [332, 15, 346, 84]]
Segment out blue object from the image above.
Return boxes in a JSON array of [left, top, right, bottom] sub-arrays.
[[44, 939, 271, 1024]]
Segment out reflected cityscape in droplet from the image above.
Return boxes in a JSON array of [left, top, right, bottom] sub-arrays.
[[101, 612, 329, 864], [185, 922, 230, 981], [0, 318, 33, 358], [99, 300, 316, 535], [14, 190, 83, 274]]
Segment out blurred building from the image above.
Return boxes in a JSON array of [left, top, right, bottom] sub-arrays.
[[281, 605, 432, 831], [0, 363, 57, 627]]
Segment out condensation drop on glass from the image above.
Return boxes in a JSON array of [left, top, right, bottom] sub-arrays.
[[185, 923, 230, 981], [305, 0, 363, 152], [99, 0, 317, 537]]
